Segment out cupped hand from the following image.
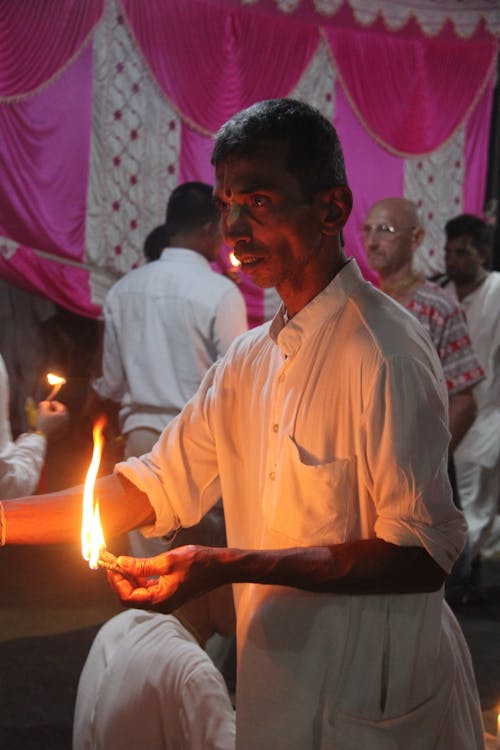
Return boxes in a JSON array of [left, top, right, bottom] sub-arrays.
[[106, 544, 215, 612]]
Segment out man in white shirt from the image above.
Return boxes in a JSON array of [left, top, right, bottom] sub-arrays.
[[442, 214, 500, 579], [4, 100, 485, 748], [92, 181, 247, 554]]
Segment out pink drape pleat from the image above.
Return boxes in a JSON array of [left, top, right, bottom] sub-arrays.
[[0, 0, 104, 100], [324, 27, 498, 156], [0, 43, 93, 259], [119, 0, 320, 133]]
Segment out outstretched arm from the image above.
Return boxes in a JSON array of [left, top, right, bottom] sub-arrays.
[[107, 538, 447, 612], [3, 474, 155, 546]]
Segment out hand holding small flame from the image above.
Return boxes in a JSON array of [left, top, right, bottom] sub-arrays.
[[106, 545, 218, 613]]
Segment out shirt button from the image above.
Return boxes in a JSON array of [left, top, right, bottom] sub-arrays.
[[269, 471, 276, 481], [272, 424, 279, 432]]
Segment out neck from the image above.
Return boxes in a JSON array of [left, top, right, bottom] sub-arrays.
[[379, 269, 423, 296], [453, 270, 488, 301], [174, 603, 212, 648], [279, 246, 348, 318]]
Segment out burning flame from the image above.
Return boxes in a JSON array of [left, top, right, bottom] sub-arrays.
[[81, 416, 107, 569], [229, 251, 240, 268], [45, 372, 66, 401]]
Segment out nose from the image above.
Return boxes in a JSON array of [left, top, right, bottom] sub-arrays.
[[223, 204, 251, 247], [363, 228, 379, 249]]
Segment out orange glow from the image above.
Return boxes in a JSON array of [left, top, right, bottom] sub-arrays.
[[81, 416, 107, 569], [45, 372, 66, 401], [229, 251, 241, 268]]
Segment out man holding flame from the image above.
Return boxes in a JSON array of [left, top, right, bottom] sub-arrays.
[[2, 100, 484, 749]]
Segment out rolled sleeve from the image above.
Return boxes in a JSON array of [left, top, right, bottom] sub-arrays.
[[362, 354, 467, 573]]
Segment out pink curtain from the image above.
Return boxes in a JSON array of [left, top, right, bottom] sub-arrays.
[[120, 0, 320, 133], [0, 42, 96, 317], [324, 26, 498, 155], [0, 0, 104, 100]]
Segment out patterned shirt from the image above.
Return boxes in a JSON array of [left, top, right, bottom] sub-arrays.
[[406, 281, 484, 395]]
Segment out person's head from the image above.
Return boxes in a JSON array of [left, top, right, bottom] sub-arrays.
[[362, 198, 424, 279], [165, 181, 223, 262], [211, 98, 352, 313], [444, 214, 492, 285], [142, 224, 171, 263]]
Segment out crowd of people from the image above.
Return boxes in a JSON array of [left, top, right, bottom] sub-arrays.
[[0, 97, 498, 749]]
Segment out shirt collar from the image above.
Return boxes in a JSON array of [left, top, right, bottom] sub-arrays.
[[159, 246, 211, 268], [269, 258, 363, 357]]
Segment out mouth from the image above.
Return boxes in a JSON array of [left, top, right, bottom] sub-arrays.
[[235, 254, 265, 270]]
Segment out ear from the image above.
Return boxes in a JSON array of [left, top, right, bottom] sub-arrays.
[[410, 225, 425, 252], [318, 186, 353, 236]]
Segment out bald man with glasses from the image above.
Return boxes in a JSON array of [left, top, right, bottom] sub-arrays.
[[363, 197, 485, 604]]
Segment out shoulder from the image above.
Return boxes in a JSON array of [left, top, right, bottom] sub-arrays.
[[412, 281, 462, 316]]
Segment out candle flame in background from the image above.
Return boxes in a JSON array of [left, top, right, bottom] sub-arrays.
[[229, 251, 240, 268], [45, 372, 67, 401], [82, 416, 107, 569]]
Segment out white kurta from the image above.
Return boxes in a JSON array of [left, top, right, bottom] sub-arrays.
[[0, 355, 45, 499], [118, 260, 484, 749], [447, 272, 500, 556], [73, 609, 236, 750]]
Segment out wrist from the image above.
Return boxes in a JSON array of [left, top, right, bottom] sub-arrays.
[[30, 429, 47, 440]]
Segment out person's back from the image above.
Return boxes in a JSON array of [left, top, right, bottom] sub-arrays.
[[98, 247, 247, 434]]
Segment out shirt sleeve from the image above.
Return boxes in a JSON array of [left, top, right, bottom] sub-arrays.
[[360, 354, 467, 573], [92, 293, 127, 402], [0, 432, 46, 499], [213, 285, 248, 358], [115, 362, 221, 537]]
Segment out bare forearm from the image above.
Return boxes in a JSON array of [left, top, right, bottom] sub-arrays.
[[3, 474, 154, 546], [214, 538, 446, 595]]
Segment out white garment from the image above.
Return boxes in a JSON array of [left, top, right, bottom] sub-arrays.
[[118, 260, 484, 749], [93, 247, 248, 436], [0, 355, 46, 499], [73, 609, 236, 750], [447, 273, 500, 556]]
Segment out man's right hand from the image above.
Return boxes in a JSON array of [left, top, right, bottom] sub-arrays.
[[35, 400, 70, 443]]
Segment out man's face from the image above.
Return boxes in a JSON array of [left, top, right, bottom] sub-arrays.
[[444, 234, 484, 284], [213, 141, 327, 294], [362, 202, 416, 276]]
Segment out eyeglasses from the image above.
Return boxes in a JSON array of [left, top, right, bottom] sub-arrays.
[[361, 223, 415, 239]]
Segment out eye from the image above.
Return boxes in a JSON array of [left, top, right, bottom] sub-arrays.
[[251, 194, 269, 208], [215, 198, 230, 214]]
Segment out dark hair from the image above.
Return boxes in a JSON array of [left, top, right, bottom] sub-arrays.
[[165, 181, 220, 236], [211, 98, 347, 201], [143, 224, 171, 262], [445, 214, 493, 259]]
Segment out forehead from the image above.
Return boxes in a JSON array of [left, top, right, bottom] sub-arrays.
[[445, 234, 475, 248], [365, 202, 404, 224], [214, 140, 299, 197]]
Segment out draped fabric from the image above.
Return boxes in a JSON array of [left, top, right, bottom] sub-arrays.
[[120, 0, 320, 134], [324, 26, 498, 155], [0, 0, 497, 321], [0, 0, 104, 100]]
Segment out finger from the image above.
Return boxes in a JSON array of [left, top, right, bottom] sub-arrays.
[[117, 554, 170, 578]]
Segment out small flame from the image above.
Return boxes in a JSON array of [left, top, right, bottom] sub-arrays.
[[46, 372, 66, 386], [229, 251, 240, 268], [82, 416, 107, 569], [45, 372, 66, 401]]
